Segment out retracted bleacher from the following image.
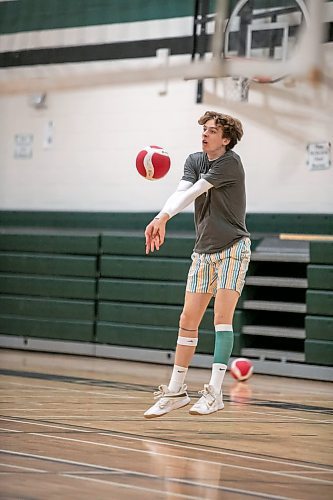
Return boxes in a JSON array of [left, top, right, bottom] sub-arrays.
[[0, 211, 332, 380], [0, 228, 98, 350]]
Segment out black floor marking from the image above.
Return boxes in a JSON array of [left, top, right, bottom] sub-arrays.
[[1, 368, 332, 415]]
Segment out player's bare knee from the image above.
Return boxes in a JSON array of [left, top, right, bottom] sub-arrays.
[[214, 313, 232, 325], [179, 311, 192, 327], [179, 313, 199, 333]]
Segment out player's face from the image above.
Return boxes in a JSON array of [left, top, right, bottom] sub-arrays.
[[201, 119, 230, 158]]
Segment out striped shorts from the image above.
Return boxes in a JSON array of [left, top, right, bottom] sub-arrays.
[[186, 237, 251, 296]]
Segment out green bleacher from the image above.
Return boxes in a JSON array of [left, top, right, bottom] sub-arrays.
[[0, 211, 332, 379]]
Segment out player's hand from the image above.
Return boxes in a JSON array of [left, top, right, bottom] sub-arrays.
[[145, 215, 169, 254]]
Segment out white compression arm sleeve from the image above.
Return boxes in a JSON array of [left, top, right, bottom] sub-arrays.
[[157, 178, 213, 219]]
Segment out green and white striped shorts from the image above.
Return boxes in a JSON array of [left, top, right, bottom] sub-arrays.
[[186, 237, 251, 296]]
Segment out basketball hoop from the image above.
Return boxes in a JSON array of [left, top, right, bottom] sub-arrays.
[[222, 0, 310, 85]]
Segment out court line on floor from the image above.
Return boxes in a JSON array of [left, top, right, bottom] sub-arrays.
[[3, 426, 332, 485], [2, 371, 333, 414], [284, 470, 333, 475], [1, 416, 331, 473], [0, 408, 317, 418], [62, 472, 292, 500], [3, 410, 330, 424], [61, 474, 202, 500], [0, 449, 296, 500], [2, 381, 122, 395], [29, 432, 333, 485], [1, 401, 331, 423], [2, 381, 128, 397], [0, 462, 46, 473]]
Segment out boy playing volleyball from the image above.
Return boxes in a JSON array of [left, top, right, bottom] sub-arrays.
[[144, 111, 251, 418]]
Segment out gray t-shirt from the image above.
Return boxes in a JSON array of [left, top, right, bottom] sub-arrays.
[[182, 150, 250, 253]]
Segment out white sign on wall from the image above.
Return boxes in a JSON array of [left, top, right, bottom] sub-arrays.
[[306, 141, 331, 171], [14, 134, 33, 159]]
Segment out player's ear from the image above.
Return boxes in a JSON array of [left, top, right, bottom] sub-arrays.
[[222, 137, 231, 147]]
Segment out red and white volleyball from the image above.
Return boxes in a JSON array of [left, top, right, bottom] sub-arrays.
[[230, 358, 254, 381], [136, 145, 170, 180]]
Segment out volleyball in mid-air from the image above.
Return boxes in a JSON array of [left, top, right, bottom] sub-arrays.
[[230, 358, 254, 381], [136, 145, 170, 180]]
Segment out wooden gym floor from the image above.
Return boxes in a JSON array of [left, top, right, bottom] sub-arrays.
[[0, 349, 332, 499]]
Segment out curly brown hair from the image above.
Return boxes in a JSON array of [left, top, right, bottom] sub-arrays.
[[198, 111, 243, 151]]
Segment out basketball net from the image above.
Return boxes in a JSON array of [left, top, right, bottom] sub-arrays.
[[222, 76, 250, 103]]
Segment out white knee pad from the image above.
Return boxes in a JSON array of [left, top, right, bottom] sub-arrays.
[[177, 336, 198, 346]]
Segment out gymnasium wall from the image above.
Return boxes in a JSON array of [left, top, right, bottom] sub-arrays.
[[0, 0, 333, 214]]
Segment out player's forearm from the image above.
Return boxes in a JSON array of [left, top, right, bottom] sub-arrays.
[[156, 178, 212, 219]]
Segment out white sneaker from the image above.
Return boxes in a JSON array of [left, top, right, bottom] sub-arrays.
[[189, 384, 224, 415], [144, 384, 190, 419]]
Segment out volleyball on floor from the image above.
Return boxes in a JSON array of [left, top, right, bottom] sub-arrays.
[[230, 358, 254, 381], [136, 145, 170, 180]]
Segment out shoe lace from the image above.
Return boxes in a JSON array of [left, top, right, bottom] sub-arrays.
[[153, 385, 168, 400], [197, 385, 216, 406], [152, 385, 173, 409], [198, 384, 212, 397]]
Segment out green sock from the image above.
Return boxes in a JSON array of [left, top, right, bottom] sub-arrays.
[[213, 324, 234, 364]]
